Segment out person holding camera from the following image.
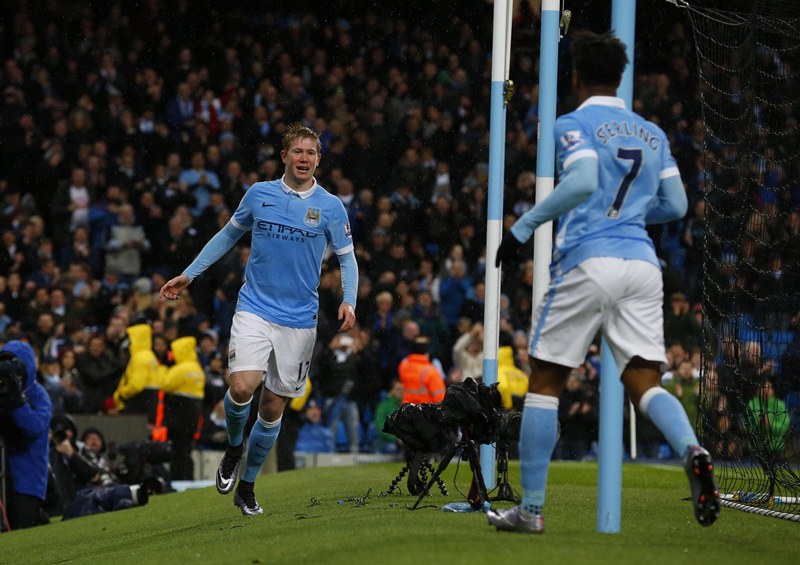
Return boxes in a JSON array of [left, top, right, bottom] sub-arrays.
[[46, 414, 105, 517], [46, 414, 153, 520], [0, 340, 52, 530]]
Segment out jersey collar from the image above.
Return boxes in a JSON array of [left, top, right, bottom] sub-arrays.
[[577, 96, 627, 111], [280, 176, 317, 199]]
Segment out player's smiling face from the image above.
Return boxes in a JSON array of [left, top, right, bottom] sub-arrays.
[[281, 137, 320, 191]]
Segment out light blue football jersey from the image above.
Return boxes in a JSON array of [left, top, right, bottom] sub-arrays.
[[231, 177, 353, 328], [551, 96, 681, 276]]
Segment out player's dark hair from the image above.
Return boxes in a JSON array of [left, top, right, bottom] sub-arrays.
[[282, 122, 321, 155], [571, 30, 628, 89]]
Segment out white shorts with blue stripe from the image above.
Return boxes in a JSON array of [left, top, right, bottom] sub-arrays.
[[529, 257, 667, 371], [228, 311, 316, 398]]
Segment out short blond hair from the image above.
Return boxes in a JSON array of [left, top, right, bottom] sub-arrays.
[[282, 122, 321, 154]]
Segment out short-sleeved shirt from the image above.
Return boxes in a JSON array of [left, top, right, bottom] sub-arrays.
[[551, 96, 681, 276], [231, 177, 353, 328]]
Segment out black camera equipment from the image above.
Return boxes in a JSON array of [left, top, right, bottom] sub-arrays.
[[0, 351, 26, 409], [382, 378, 521, 510], [49, 414, 78, 449], [111, 440, 173, 485]]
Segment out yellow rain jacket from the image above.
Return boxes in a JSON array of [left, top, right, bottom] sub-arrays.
[[113, 324, 161, 414], [162, 336, 205, 400], [497, 346, 529, 410]]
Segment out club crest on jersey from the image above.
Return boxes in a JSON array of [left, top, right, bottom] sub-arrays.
[[304, 207, 321, 227], [560, 130, 584, 150]]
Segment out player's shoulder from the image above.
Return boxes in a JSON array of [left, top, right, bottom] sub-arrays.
[[248, 179, 281, 194], [555, 112, 592, 152], [555, 110, 584, 129], [242, 179, 281, 203], [311, 184, 346, 209]]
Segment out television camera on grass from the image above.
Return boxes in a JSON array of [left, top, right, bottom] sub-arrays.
[[382, 378, 521, 510]]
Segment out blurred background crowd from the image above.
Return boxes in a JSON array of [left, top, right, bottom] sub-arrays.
[[0, 0, 798, 502]]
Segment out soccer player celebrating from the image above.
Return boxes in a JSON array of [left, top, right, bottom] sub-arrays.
[[159, 123, 357, 515], [490, 31, 719, 533]]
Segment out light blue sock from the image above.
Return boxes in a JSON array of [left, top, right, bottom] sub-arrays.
[[224, 390, 252, 448], [519, 393, 559, 518], [241, 416, 281, 482], [640, 387, 699, 457]]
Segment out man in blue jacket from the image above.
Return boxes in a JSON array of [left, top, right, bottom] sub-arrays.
[[1, 340, 52, 530]]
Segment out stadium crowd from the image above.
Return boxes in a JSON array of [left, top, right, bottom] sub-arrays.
[[0, 0, 798, 515]]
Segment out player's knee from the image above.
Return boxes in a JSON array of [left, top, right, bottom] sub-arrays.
[[228, 373, 261, 401]]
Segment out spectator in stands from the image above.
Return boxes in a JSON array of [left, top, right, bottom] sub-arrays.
[[398, 336, 446, 405], [164, 82, 196, 143], [374, 379, 404, 454], [103, 204, 151, 285], [75, 333, 122, 414], [318, 332, 364, 454], [556, 371, 595, 461], [663, 291, 701, 354], [745, 378, 790, 458], [451, 321, 483, 384], [294, 400, 334, 454], [369, 290, 400, 388], [56, 348, 84, 413], [439, 258, 472, 329], [180, 151, 221, 218], [51, 167, 92, 252]]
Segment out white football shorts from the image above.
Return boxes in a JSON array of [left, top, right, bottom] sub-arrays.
[[228, 311, 316, 398], [529, 257, 667, 370]]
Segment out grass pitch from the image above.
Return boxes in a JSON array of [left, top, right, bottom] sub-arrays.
[[2, 461, 797, 565]]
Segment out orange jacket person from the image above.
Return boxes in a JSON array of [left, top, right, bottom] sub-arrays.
[[398, 337, 446, 404]]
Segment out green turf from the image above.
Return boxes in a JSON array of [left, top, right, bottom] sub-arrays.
[[2, 461, 797, 565]]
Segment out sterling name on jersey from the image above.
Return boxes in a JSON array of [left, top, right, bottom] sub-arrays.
[[231, 177, 353, 328], [552, 96, 681, 276]]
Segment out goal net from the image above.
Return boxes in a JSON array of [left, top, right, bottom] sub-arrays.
[[685, 0, 800, 519]]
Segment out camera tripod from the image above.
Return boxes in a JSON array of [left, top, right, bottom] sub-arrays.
[[382, 451, 449, 497], [407, 427, 519, 510], [490, 439, 519, 504]]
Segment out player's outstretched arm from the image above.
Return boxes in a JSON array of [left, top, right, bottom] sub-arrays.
[[159, 274, 190, 301], [495, 157, 598, 267]]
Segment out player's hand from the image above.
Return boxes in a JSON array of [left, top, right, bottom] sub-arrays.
[[495, 231, 524, 267], [337, 303, 356, 332], [159, 274, 190, 301]]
